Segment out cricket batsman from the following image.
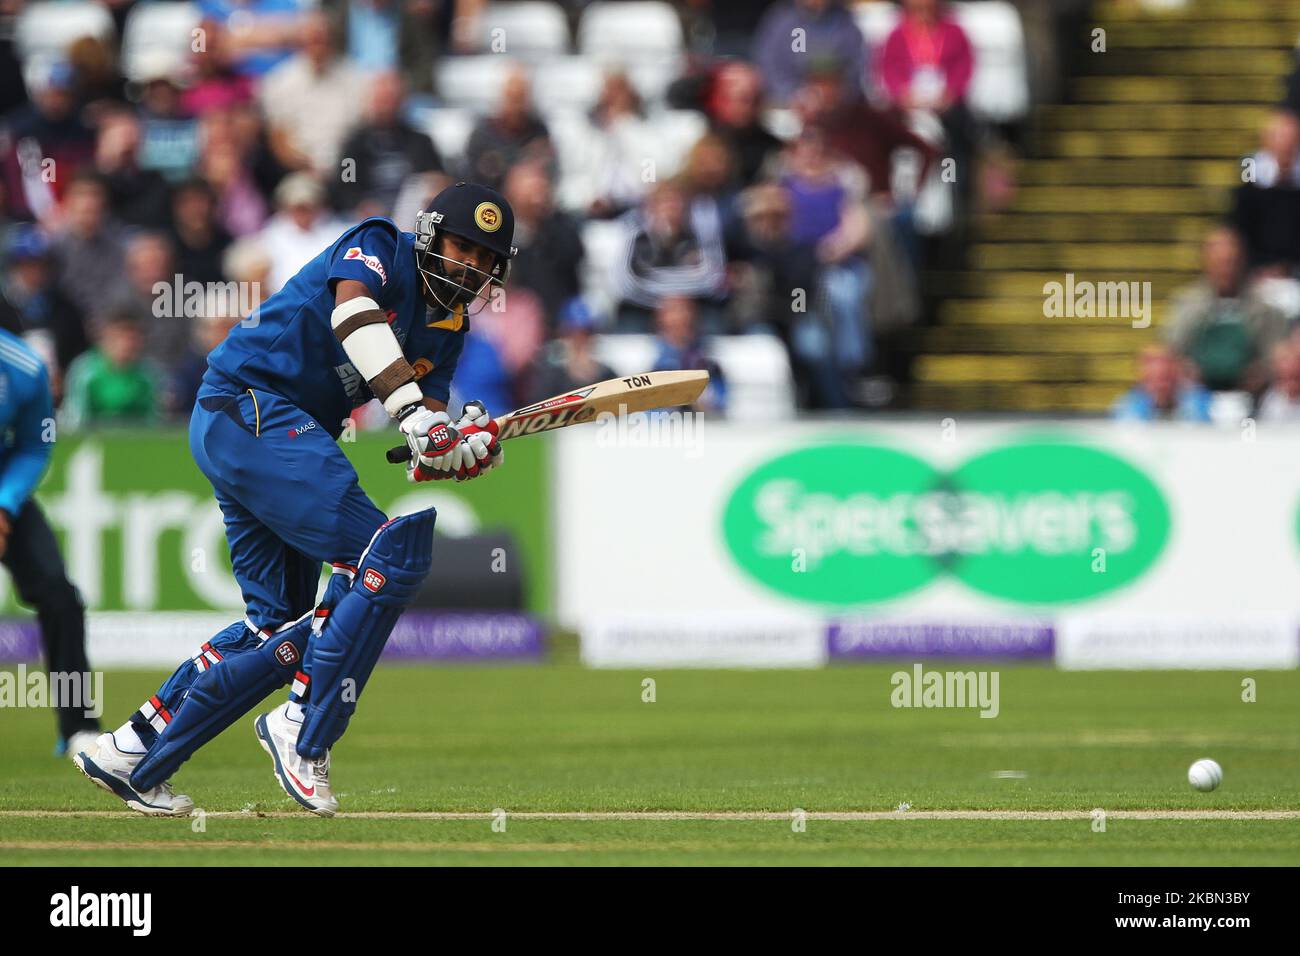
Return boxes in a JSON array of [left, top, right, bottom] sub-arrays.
[[74, 181, 516, 816]]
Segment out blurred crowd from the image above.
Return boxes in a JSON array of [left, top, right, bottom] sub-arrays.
[[1115, 74, 1300, 423], [0, 0, 1030, 428]]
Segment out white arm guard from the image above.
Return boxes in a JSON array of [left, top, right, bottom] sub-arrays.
[[331, 296, 424, 417]]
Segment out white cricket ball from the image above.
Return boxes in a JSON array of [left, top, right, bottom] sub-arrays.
[[1188, 758, 1223, 792]]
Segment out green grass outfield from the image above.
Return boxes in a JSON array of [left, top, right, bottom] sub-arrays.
[[1, 664, 1298, 865]]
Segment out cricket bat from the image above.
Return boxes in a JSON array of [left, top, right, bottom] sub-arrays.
[[385, 369, 710, 464]]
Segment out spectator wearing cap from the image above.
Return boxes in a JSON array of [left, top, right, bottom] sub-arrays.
[[50, 173, 130, 320], [259, 11, 366, 176], [1230, 109, 1300, 276], [613, 178, 729, 332], [464, 66, 554, 192], [524, 297, 616, 404], [1112, 345, 1212, 423], [170, 178, 233, 286], [1165, 226, 1288, 393], [333, 71, 444, 219], [0, 61, 96, 222], [258, 173, 346, 291], [61, 312, 162, 430], [795, 69, 938, 273], [0, 224, 90, 383], [650, 295, 726, 414], [93, 109, 172, 230], [753, 0, 867, 106], [130, 51, 202, 184], [503, 160, 584, 327], [1256, 338, 1300, 422], [728, 181, 847, 409]]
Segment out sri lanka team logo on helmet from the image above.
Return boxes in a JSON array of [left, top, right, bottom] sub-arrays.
[[413, 182, 516, 315], [475, 202, 503, 233]]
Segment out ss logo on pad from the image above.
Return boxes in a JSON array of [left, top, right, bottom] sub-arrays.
[[275, 642, 300, 666], [363, 569, 386, 593]]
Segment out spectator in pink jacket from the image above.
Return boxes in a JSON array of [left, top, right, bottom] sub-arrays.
[[877, 0, 974, 114], [876, 0, 976, 222]]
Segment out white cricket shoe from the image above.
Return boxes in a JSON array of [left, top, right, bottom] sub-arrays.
[[254, 703, 338, 817], [73, 732, 195, 817]]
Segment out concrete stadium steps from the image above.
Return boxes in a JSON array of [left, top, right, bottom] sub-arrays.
[[911, 381, 1139, 412], [909, 0, 1280, 412], [1017, 159, 1238, 188], [937, 298, 1174, 326], [1043, 131, 1251, 160], [924, 271, 1193, 298], [1010, 186, 1224, 214], [914, 353, 1136, 385], [972, 214, 1214, 243], [969, 243, 1198, 271], [1072, 76, 1282, 103], [1037, 105, 1270, 131], [921, 325, 1154, 355]]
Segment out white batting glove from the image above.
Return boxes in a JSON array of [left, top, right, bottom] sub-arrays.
[[450, 400, 504, 482], [397, 406, 460, 482]]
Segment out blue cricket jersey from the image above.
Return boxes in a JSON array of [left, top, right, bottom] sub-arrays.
[[0, 328, 54, 516], [203, 217, 467, 439]]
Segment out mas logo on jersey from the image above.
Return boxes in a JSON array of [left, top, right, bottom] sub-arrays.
[[287, 420, 317, 438], [474, 202, 503, 233], [343, 246, 388, 285], [362, 569, 386, 593], [274, 641, 300, 666]]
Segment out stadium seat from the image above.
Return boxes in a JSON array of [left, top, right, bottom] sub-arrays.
[[475, 2, 570, 60], [951, 2, 1030, 122], [15, 1, 116, 68], [121, 2, 202, 84], [577, 1, 683, 62], [592, 333, 797, 421], [434, 55, 516, 112], [579, 219, 630, 318], [648, 109, 708, 176], [529, 56, 605, 116], [423, 106, 476, 171]]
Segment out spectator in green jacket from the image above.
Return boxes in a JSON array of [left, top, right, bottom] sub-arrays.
[[61, 312, 161, 429]]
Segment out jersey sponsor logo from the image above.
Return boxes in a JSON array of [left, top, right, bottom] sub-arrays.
[[474, 202, 503, 233], [362, 569, 386, 593], [287, 421, 317, 438], [274, 641, 300, 666], [343, 246, 388, 285]]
